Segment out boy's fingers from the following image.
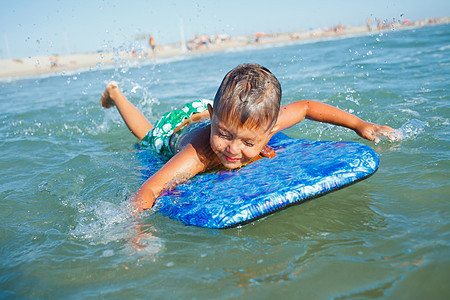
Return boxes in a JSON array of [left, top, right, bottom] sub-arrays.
[[387, 130, 402, 141], [386, 132, 396, 141]]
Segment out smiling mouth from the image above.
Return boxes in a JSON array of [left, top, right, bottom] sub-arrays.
[[223, 154, 240, 162]]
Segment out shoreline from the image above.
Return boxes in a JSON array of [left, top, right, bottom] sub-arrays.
[[1, 17, 448, 79]]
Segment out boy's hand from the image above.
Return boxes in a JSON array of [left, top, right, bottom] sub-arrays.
[[356, 122, 399, 143]]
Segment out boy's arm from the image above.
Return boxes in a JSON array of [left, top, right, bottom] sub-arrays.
[[132, 143, 207, 212], [132, 124, 216, 213], [275, 100, 397, 142]]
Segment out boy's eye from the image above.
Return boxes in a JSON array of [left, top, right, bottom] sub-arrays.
[[243, 140, 254, 147], [218, 130, 231, 139]]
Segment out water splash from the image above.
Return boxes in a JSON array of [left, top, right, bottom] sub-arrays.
[[393, 119, 428, 140], [345, 87, 360, 105], [69, 200, 135, 243], [69, 199, 164, 258]]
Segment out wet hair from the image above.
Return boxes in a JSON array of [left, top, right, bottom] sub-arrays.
[[213, 63, 281, 131]]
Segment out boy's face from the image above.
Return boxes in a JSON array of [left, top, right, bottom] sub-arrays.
[[209, 113, 272, 169]]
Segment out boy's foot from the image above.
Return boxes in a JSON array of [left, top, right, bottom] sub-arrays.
[[100, 81, 119, 108]]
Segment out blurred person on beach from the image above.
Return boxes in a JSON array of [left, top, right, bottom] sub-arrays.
[[50, 55, 58, 68], [148, 35, 156, 56], [367, 17, 372, 31], [100, 63, 397, 213]]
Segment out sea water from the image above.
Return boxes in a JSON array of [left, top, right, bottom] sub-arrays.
[[0, 24, 448, 299]]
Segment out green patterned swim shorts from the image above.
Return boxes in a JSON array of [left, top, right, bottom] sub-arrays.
[[140, 99, 213, 156]]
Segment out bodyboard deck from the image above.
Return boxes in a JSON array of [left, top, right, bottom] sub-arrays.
[[139, 132, 379, 228]]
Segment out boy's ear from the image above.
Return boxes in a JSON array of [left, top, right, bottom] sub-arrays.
[[268, 123, 280, 138], [207, 104, 213, 118], [270, 124, 279, 134]]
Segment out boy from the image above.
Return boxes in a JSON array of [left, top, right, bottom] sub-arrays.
[[100, 64, 396, 212]]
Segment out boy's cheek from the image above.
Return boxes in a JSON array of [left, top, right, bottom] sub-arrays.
[[242, 148, 259, 161], [210, 136, 222, 152]]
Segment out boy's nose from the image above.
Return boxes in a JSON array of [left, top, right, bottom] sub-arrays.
[[227, 140, 240, 155]]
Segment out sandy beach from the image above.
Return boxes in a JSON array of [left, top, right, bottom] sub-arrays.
[[1, 17, 447, 79]]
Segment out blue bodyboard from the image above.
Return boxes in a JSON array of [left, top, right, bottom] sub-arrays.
[[139, 132, 379, 229]]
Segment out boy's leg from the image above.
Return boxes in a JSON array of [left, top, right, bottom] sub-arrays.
[[101, 82, 153, 140]]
